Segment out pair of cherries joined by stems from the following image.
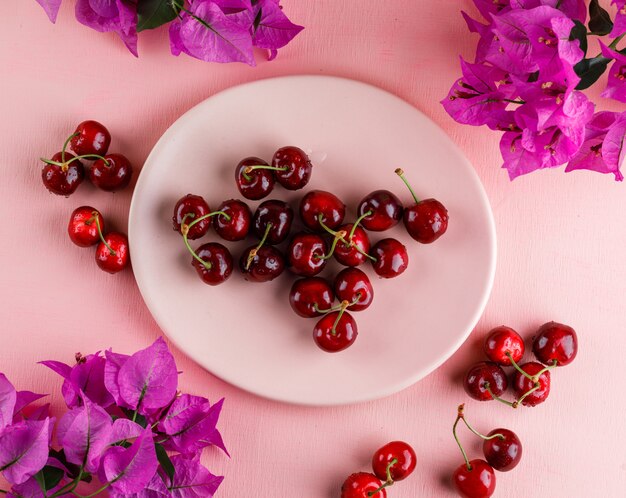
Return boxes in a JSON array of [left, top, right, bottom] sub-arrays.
[[41, 120, 133, 196], [341, 441, 416, 498]]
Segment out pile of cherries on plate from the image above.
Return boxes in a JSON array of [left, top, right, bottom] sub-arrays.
[[172, 146, 449, 353], [40, 120, 132, 274]]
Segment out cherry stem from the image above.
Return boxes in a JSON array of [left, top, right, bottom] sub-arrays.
[[515, 383, 540, 407], [317, 215, 376, 262], [94, 216, 115, 256], [181, 211, 230, 269], [459, 412, 504, 441], [313, 293, 362, 315], [395, 168, 420, 204], [349, 210, 372, 239], [331, 300, 350, 336], [40, 153, 109, 168], [61, 132, 79, 163], [453, 404, 472, 471], [246, 222, 272, 270], [505, 352, 535, 382], [484, 382, 516, 408], [242, 164, 288, 182], [367, 458, 398, 496], [533, 360, 557, 379], [84, 211, 100, 227]]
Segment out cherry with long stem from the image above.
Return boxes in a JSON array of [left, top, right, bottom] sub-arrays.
[[453, 404, 473, 472], [317, 214, 376, 262], [457, 405, 504, 442], [329, 299, 352, 336], [61, 132, 79, 163], [242, 164, 288, 182], [94, 215, 115, 256], [367, 458, 399, 497], [313, 293, 362, 315], [485, 358, 556, 408], [395, 168, 419, 203], [182, 211, 231, 269], [246, 222, 272, 270], [41, 153, 110, 168]]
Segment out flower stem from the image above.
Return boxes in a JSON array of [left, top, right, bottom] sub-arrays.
[[71, 482, 111, 498], [395, 168, 419, 203], [609, 33, 625, 50], [62, 132, 79, 163], [453, 404, 472, 471], [95, 216, 115, 256], [246, 222, 272, 270]]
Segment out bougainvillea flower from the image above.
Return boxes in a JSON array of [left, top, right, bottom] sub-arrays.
[[8, 474, 63, 498], [600, 42, 626, 103], [0, 374, 16, 431], [75, 0, 138, 57], [611, 0, 626, 37], [109, 472, 169, 497], [472, 0, 511, 19], [13, 391, 46, 421], [165, 455, 224, 497], [251, 0, 304, 60], [509, 0, 587, 23], [0, 418, 50, 485], [35, 0, 62, 23], [103, 350, 130, 408]]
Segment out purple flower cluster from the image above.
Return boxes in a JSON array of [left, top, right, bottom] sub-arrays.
[[442, 0, 626, 181], [35, 0, 303, 65], [0, 338, 227, 497]]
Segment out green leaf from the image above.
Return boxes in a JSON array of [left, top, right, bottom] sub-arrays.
[[34, 465, 65, 491], [574, 56, 610, 90], [588, 0, 613, 36], [137, 0, 180, 32], [155, 444, 175, 483], [569, 20, 588, 56]]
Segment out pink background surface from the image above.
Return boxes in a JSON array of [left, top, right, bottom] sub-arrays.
[[1, 1, 625, 496]]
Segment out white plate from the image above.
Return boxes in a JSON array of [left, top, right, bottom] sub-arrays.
[[129, 76, 496, 406]]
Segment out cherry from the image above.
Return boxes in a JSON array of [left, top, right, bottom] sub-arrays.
[[89, 153, 133, 191], [299, 190, 346, 231], [41, 152, 85, 196], [532, 321, 578, 366], [272, 146, 312, 190], [235, 157, 275, 200], [512, 361, 551, 407], [252, 200, 293, 245], [95, 232, 129, 274], [287, 233, 327, 276], [370, 238, 408, 278], [191, 242, 233, 285], [70, 120, 111, 156], [289, 277, 334, 318], [452, 459, 496, 498], [313, 311, 357, 352], [482, 428, 522, 472], [172, 194, 211, 240], [239, 245, 285, 282], [340, 472, 386, 498], [372, 441, 416, 482], [213, 199, 251, 241], [395, 168, 448, 244], [464, 362, 508, 401], [334, 268, 373, 311], [333, 224, 371, 267], [484, 326, 525, 366], [68, 206, 104, 247], [357, 190, 403, 231]]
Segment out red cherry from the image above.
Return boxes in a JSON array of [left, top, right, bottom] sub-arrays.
[[41, 152, 85, 196], [313, 311, 357, 352], [95, 232, 129, 274], [191, 243, 233, 285], [484, 326, 525, 366], [370, 238, 408, 278], [89, 153, 133, 191], [68, 206, 104, 247], [464, 362, 508, 401], [172, 194, 211, 240], [532, 321, 578, 366], [70, 120, 111, 156], [334, 268, 373, 311], [452, 459, 496, 498], [212, 199, 251, 241], [235, 157, 274, 200], [372, 441, 416, 482], [272, 146, 312, 190], [299, 190, 346, 231], [512, 361, 550, 407], [340, 472, 386, 498], [239, 245, 285, 282], [287, 233, 327, 276], [289, 277, 334, 318], [333, 224, 371, 267], [482, 428, 522, 472], [357, 190, 403, 231], [252, 200, 294, 245]]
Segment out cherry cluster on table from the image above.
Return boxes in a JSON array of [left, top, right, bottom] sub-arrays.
[[40, 120, 133, 274], [172, 146, 449, 353]]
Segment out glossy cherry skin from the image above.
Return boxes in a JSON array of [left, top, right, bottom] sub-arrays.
[[252, 200, 293, 244], [42, 152, 85, 196], [272, 146, 312, 190], [484, 326, 525, 366], [289, 277, 334, 318], [287, 233, 327, 276], [68, 206, 104, 247], [334, 224, 371, 267], [299, 190, 346, 231], [372, 441, 416, 482], [464, 362, 508, 401], [89, 153, 133, 191], [532, 321, 578, 366], [95, 232, 129, 274], [235, 157, 274, 200], [213, 199, 251, 241], [313, 312, 358, 352], [334, 268, 373, 312], [512, 361, 550, 407], [172, 194, 211, 240], [358, 190, 403, 231], [340, 472, 386, 498], [452, 459, 496, 498], [192, 243, 233, 285], [370, 238, 408, 278], [483, 428, 522, 472], [70, 120, 111, 156], [403, 198, 449, 243], [239, 245, 285, 282]]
